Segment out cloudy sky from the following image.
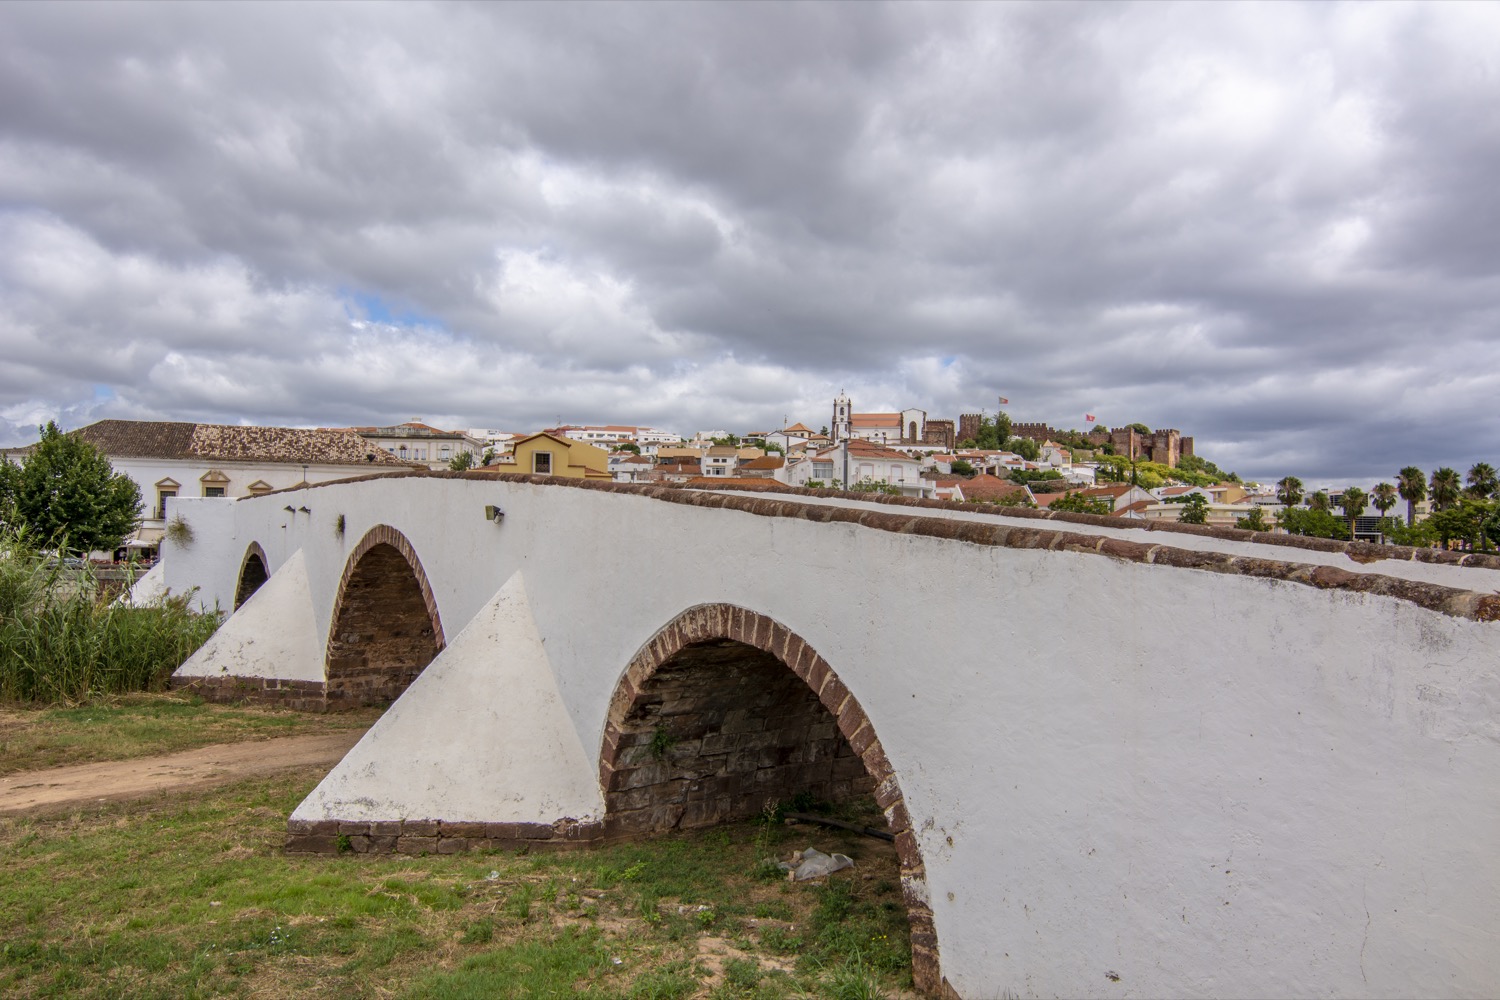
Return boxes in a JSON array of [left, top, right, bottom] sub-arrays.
[[1, 2, 1497, 484]]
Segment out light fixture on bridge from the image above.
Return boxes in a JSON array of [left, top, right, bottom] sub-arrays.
[[484, 504, 505, 524]]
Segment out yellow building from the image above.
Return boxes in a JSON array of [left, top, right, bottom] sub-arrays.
[[504, 433, 612, 479]]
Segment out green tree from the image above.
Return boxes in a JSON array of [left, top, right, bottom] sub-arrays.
[[849, 478, 902, 495], [6, 422, 142, 553], [1276, 476, 1304, 507], [1005, 437, 1040, 461], [1466, 462, 1497, 499], [1338, 486, 1367, 539], [1429, 467, 1461, 511], [612, 442, 641, 455], [481, 447, 496, 466], [1382, 516, 1436, 548], [1397, 466, 1427, 526], [949, 458, 976, 476], [1278, 506, 1350, 540], [1235, 505, 1270, 531], [994, 411, 1012, 445], [763, 442, 784, 456], [1308, 490, 1331, 513], [1370, 482, 1398, 541], [1008, 469, 1063, 485], [1049, 492, 1112, 516], [448, 451, 476, 471], [1427, 497, 1498, 551], [1128, 422, 1151, 435], [1179, 493, 1210, 525]]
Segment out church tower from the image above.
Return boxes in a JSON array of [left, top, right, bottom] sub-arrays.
[[832, 391, 852, 444]]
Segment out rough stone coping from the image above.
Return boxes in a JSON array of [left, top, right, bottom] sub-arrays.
[[248, 470, 1500, 623], [284, 817, 603, 855]]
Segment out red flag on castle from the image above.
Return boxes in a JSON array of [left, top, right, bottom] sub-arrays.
[[1085, 413, 1096, 423], [997, 396, 1009, 405]]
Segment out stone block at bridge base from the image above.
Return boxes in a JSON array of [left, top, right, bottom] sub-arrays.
[[284, 816, 604, 855]]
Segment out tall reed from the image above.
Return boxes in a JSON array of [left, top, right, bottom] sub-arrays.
[[0, 533, 221, 704]]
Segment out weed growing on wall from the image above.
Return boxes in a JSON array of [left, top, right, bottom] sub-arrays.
[[0, 532, 220, 704]]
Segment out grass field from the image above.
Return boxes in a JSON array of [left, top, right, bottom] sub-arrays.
[[0, 699, 913, 998]]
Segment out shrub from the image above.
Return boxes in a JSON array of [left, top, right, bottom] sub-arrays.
[[0, 532, 220, 703]]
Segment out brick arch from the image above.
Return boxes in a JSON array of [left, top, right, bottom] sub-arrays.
[[324, 525, 445, 709], [599, 603, 943, 995], [234, 542, 270, 610]]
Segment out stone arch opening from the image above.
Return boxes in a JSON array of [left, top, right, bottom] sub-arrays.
[[234, 542, 270, 610], [599, 604, 941, 994], [324, 525, 445, 710]]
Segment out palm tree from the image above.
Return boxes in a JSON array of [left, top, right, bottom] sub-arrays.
[[1339, 486, 1367, 540], [1397, 466, 1426, 526], [1276, 476, 1304, 508], [1430, 467, 1461, 511], [1308, 490, 1331, 513], [1466, 462, 1497, 499], [1371, 482, 1398, 541]]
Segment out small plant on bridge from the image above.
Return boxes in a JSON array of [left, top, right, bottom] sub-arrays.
[[164, 515, 195, 548], [648, 724, 677, 761]]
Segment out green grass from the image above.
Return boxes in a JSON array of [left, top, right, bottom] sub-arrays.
[[0, 764, 913, 998], [0, 694, 382, 775]]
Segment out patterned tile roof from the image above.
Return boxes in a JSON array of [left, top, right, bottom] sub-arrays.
[[73, 420, 413, 468]]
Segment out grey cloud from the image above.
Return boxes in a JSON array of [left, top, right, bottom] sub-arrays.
[[0, 2, 1497, 483]]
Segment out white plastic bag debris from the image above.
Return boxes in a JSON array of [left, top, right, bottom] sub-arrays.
[[778, 847, 855, 881]]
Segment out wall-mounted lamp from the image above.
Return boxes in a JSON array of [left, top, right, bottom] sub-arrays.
[[483, 504, 505, 523], [298, 506, 311, 513], [283, 505, 296, 513]]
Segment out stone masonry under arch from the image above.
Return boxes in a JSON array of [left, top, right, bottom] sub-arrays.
[[324, 525, 445, 710], [234, 542, 269, 610], [598, 603, 945, 995]]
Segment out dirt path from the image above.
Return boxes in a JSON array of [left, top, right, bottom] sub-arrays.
[[0, 730, 364, 816]]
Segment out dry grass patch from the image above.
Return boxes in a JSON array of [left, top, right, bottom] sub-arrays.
[[0, 692, 380, 775]]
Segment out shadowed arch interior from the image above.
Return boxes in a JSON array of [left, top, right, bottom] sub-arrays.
[[234, 542, 269, 610], [325, 525, 444, 710], [599, 604, 943, 995]]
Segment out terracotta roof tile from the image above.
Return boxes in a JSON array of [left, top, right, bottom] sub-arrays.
[[74, 420, 413, 468]]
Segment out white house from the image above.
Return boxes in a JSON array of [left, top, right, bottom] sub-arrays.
[[345, 421, 485, 470], [609, 453, 655, 483], [66, 419, 415, 555], [700, 446, 738, 478]]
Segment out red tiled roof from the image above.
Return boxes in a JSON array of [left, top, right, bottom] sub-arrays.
[[960, 474, 1028, 502], [1081, 484, 1134, 498], [74, 420, 414, 468]]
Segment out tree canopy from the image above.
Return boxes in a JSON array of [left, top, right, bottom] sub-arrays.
[[1, 422, 142, 553], [1049, 492, 1112, 516], [1277, 506, 1349, 540]]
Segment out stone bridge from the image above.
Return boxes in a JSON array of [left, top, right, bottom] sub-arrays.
[[152, 472, 1500, 998]]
